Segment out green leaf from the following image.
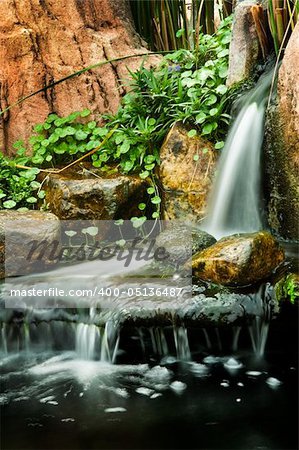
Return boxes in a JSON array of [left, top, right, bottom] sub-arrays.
[[188, 129, 197, 138], [216, 84, 228, 95], [81, 109, 91, 117], [202, 123, 213, 135], [217, 48, 229, 58], [210, 108, 218, 116], [3, 200, 17, 209], [151, 196, 161, 205], [120, 141, 130, 153], [196, 112, 207, 124], [30, 181, 41, 189], [193, 154, 199, 161], [87, 121, 96, 129], [139, 170, 149, 179], [147, 187, 155, 195], [202, 147, 209, 154], [38, 190, 46, 199], [26, 197, 38, 204], [152, 212, 159, 219], [138, 203, 146, 211], [215, 141, 225, 149], [206, 94, 218, 106], [148, 118, 156, 126], [75, 130, 88, 141]]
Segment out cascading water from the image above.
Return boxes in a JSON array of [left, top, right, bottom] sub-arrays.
[[203, 71, 273, 239]]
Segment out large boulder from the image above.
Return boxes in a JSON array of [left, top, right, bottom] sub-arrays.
[[265, 23, 299, 240], [0, 210, 61, 278], [191, 231, 285, 286], [159, 123, 217, 222], [226, 0, 263, 87], [43, 165, 149, 221]]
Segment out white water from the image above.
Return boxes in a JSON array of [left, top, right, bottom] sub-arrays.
[[204, 72, 272, 239]]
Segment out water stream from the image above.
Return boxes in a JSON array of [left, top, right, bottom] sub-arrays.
[[203, 72, 273, 239]]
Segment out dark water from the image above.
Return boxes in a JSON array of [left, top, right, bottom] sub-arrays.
[[1, 306, 298, 450]]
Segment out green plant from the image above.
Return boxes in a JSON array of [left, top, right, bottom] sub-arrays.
[[12, 109, 102, 168], [276, 274, 299, 304], [1, 17, 234, 220], [0, 153, 43, 210]]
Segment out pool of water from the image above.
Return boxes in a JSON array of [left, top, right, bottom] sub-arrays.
[[1, 307, 297, 450]]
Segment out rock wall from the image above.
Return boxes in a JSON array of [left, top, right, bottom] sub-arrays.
[[265, 23, 299, 240], [0, 0, 157, 155]]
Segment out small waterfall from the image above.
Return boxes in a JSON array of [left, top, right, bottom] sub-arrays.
[[204, 71, 273, 239], [75, 323, 100, 360], [173, 326, 191, 361], [248, 317, 269, 357], [149, 327, 169, 357]]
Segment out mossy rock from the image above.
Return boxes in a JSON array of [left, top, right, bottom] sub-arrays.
[[191, 231, 285, 286]]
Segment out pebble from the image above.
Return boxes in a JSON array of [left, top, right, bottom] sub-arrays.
[[224, 358, 243, 370], [135, 387, 155, 397], [104, 407, 127, 413], [246, 371, 262, 377], [266, 377, 282, 388], [170, 381, 187, 393]]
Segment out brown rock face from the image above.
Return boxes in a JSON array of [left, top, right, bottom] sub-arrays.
[[0, 210, 61, 278], [43, 165, 149, 221], [192, 231, 285, 286], [159, 123, 217, 222], [265, 23, 299, 240], [226, 0, 262, 87], [0, 0, 157, 155]]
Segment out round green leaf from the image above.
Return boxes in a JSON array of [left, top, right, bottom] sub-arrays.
[[3, 200, 16, 209], [188, 129, 197, 138]]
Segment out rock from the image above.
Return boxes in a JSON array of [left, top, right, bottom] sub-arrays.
[[265, 23, 299, 240], [0, 211, 61, 278], [43, 165, 149, 221], [0, 0, 160, 155], [226, 1, 263, 87], [159, 123, 217, 222], [155, 222, 216, 266], [191, 231, 285, 286]]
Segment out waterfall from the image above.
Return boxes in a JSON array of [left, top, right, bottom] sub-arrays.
[[173, 326, 191, 361], [75, 323, 100, 360], [203, 71, 273, 239]]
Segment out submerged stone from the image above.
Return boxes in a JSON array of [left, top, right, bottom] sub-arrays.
[[191, 231, 285, 286], [155, 222, 216, 266], [159, 123, 217, 221]]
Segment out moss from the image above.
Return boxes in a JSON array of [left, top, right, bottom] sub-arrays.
[[275, 273, 299, 304]]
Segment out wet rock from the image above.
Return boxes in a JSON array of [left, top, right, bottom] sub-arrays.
[[159, 123, 217, 222], [191, 231, 285, 286], [227, 1, 262, 87], [155, 222, 216, 266], [43, 165, 149, 221], [265, 23, 299, 240], [0, 211, 61, 278]]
